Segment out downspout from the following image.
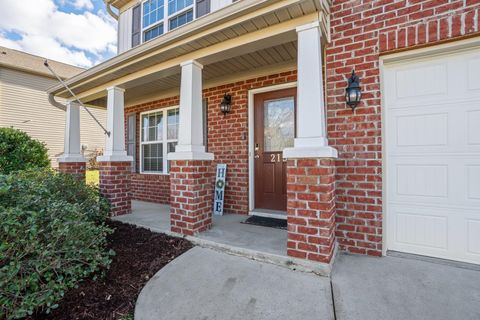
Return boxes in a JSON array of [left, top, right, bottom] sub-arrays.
[[104, 0, 119, 20], [48, 93, 66, 112]]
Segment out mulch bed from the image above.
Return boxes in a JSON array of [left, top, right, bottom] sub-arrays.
[[27, 221, 193, 320]]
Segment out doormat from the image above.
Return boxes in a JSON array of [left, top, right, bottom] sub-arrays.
[[242, 216, 287, 230]]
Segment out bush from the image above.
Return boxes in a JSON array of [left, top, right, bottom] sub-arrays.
[[0, 128, 50, 175], [0, 170, 113, 319]]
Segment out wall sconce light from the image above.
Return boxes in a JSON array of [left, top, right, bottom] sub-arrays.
[[345, 70, 362, 111], [220, 94, 232, 116]]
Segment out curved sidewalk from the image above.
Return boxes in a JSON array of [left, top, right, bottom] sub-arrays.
[[135, 247, 334, 320]]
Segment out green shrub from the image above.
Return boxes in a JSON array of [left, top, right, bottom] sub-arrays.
[[0, 170, 113, 319], [0, 128, 50, 175]]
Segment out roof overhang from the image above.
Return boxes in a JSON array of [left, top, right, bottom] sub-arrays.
[[49, 0, 330, 104]]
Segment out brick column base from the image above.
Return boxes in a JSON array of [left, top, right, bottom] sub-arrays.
[[58, 161, 86, 182], [286, 158, 336, 264], [98, 161, 132, 216], [170, 160, 214, 236]]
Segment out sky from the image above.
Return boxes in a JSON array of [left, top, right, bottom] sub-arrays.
[[0, 0, 117, 68]]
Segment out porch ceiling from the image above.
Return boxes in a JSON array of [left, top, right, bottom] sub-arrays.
[[49, 0, 328, 105], [87, 41, 297, 107]]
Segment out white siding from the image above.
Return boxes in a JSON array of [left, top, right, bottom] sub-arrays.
[[0, 68, 107, 167], [211, 0, 233, 12], [118, 7, 133, 54], [116, 0, 235, 53]]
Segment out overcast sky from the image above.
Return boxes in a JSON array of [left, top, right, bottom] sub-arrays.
[[0, 0, 117, 68]]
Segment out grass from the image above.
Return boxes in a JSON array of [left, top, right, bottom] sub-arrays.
[[86, 170, 99, 186]]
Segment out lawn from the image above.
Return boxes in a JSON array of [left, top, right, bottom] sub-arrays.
[[86, 169, 99, 185]]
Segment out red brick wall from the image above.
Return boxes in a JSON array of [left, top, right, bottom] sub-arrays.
[[125, 70, 297, 214], [286, 158, 336, 263], [98, 161, 132, 216], [170, 160, 214, 235], [58, 161, 86, 182], [327, 0, 480, 256]]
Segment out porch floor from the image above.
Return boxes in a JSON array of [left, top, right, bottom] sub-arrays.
[[113, 201, 287, 257]]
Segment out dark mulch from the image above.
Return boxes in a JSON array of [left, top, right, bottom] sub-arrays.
[[27, 221, 193, 320]]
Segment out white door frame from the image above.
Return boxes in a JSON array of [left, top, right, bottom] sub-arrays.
[[247, 82, 297, 218], [380, 36, 480, 257]]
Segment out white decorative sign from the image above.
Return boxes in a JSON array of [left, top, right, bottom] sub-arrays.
[[213, 164, 227, 216]]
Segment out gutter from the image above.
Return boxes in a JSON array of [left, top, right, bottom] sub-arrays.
[[48, 93, 66, 111], [104, 0, 119, 20]]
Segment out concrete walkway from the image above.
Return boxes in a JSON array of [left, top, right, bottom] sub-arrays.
[[332, 253, 480, 320], [135, 248, 480, 320], [135, 247, 334, 320]]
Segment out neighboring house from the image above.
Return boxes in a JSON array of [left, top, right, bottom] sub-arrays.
[[48, 0, 480, 267], [0, 47, 107, 167]]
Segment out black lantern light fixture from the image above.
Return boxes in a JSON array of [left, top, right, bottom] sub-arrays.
[[345, 70, 362, 111], [220, 93, 232, 116]]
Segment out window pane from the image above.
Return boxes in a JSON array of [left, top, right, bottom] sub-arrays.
[[263, 97, 295, 152], [142, 115, 149, 141], [167, 108, 179, 139], [143, 0, 164, 28], [142, 143, 163, 172], [144, 23, 164, 42], [167, 141, 177, 172], [156, 113, 164, 141], [169, 9, 193, 30], [168, 0, 193, 15]]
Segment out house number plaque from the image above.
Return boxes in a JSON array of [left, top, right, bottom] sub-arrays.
[[213, 164, 227, 216]]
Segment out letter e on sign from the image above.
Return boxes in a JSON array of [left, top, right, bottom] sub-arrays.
[[213, 164, 227, 216]]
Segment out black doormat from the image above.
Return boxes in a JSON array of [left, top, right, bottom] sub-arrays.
[[242, 215, 287, 230]]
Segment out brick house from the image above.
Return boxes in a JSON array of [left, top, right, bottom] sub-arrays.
[[48, 0, 480, 267]]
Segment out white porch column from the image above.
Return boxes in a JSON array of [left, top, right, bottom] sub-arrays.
[[168, 60, 213, 160], [98, 86, 133, 162], [283, 21, 337, 159], [58, 101, 85, 162]]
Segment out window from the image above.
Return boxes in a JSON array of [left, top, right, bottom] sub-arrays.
[[143, 0, 164, 28], [144, 24, 164, 42], [141, 107, 179, 174], [169, 10, 193, 30], [168, 0, 193, 15], [142, 0, 164, 42]]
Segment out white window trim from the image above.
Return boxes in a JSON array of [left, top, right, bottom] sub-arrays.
[[141, 0, 196, 44], [139, 105, 179, 175]]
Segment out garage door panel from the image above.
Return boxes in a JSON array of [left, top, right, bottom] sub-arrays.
[[467, 110, 480, 145], [389, 157, 480, 207], [395, 112, 448, 147], [385, 46, 480, 264], [467, 165, 480, 200], [392, 208, 448, 250], [467, 219, 480, 256], [467, 57, 480, 92]]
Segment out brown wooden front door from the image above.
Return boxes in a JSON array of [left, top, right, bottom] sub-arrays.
[[254, 88, 296, 212]]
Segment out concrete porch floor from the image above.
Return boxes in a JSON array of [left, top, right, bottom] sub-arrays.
[[113, 200, 288, 258]]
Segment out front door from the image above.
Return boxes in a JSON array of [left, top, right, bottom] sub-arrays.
[[254, 88, 296, 212]]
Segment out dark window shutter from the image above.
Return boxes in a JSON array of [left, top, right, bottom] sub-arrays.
[[132, 5, 141, 47], [202, 98, 208, 151], [127, 113, 136, 172], [196, 0, 210, 18]]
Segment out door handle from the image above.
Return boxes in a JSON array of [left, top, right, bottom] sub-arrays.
[[254, 154, 260, 159]]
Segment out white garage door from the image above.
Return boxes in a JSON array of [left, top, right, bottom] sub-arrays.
[[384, 45, 480, 264]]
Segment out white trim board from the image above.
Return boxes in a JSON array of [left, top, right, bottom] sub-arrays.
[[247, 82, 297, 214]]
